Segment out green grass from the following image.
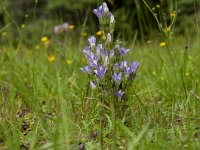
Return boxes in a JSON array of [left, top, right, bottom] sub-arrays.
[[0, 31, 200, 149]]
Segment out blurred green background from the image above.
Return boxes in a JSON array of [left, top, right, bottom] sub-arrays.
[[0, 0, 199, 43]]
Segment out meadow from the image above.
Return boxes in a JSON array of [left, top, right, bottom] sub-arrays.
[[0, 1, 200, 150]]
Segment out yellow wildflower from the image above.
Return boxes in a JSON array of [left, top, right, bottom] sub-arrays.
[[170, 11, 176, 17], [161, 76, 165, 80], [41, 36, 50, 48], [160, 42, 166, 47], [47, 55, 56, 62], [69, 25, 75, 30], [96, 30, 103, 36], [21, 24, 26, 29], [2, 31, 7, 37], [35, 45, 40, 50], [66, 59, 72, 65], [81, 31, 88, 36], [41, 36, 48, 43]]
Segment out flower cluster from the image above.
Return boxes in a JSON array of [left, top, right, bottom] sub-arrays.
[[93, 2, 115, 34], [81, 2, 139, 100]]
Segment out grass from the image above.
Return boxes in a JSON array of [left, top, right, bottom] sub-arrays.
[[0, 32, 199, 149], [0, 4, 200, 150]]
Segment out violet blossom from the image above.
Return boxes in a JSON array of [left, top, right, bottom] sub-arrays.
[[124, 66, 132, 75], [112, 72, 122, 83], [120, 60, 128, 69], [80, 66, 91, 74], [85, 53, 98, 61], [93, 2, 109, 18], [130, 62, 140, 73], [101, 50, 108, 58], [89, 59, 98, 67], [94, 66, 107, 78], [88, 36, 96, 47], [110, 49, 115, 58], [83, 46, 90, 55], [124, 62, 140, 75], [117, 90, 124, 99], [81, 2, 140, 103], [118, 47, 130, 56]]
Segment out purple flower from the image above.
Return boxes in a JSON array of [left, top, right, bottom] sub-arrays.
[[112, 72, 122, 83], [130, 62, 140, 73], [83, 46, 90, 55], [89, 59, 98, 67], [120, 60, 128, 69], [88, 36, 96, 47], [86, 53, 98, 61], [124, 62, 139, 75], [110, 49, 114, 58], [118, 47, 130, 56], [80, 66, 91, 74], [94, 66, 107, 78], [101, 50, 108, 58], [93, 2, 109, 18], [117, 90, 124, 99], [124, 67, 132, 75]]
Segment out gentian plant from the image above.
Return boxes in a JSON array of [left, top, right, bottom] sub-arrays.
[[81, 2, 139, 114]]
